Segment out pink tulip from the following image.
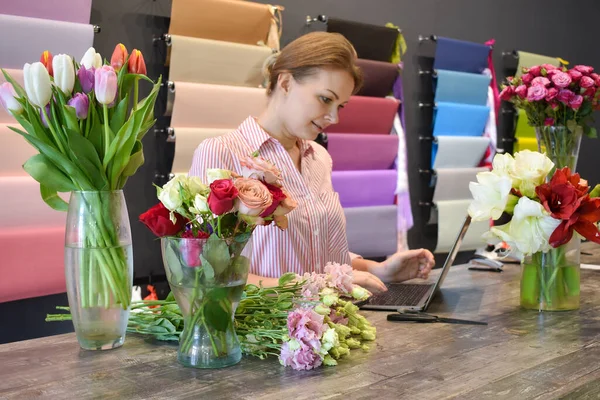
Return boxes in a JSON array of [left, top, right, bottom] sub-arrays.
[[94, 65, 117, 105]]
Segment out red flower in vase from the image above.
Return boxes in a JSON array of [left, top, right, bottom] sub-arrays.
[[536, 171, 583, 220], [549, 196, 600, 247], [139, 203, 187, 237], [180, 230, 210, 267]]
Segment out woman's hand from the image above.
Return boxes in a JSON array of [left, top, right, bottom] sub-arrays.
[[352, 270, 387, 294], [369, 248, 435, 283]]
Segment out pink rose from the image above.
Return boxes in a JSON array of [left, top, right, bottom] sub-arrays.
[[542, 63, 559, 71], [499, 86, 513, 101], [580, 76, 595, 88], [240, 155, 283, 186], [551, 72, 572, 88], [550, 102, 559, 110], [569, 69, 583, 82], [273, 188, 298, 216], [546, 68, 560, 77], [521, 73, 534, 84], [544, 117, 555, 126], [529, 66, 542, 76], [595, 77, 600, 87], [233, 178, 273, 216], [545, 87, 559, 101], [574, 65, 594, 75], [527, 85, 548, 101], [532, 76, 551, 87], [591, 73, 599, 80], [557, 89, 575, 104], [515, 85, 528, 99], [324, 262, 354, 294], [569, 94, 584, 110], [583, 87, 597, 99]]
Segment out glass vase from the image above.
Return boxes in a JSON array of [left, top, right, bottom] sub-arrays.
[[161, 235, 253, 368], [65, 191, 133, 350], [520, 236, 580, 311], [535, 125, 582, 171]]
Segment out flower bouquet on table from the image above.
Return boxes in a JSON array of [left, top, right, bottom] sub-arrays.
[[0, 44, 161, 350], [468, 150, 600, 311]]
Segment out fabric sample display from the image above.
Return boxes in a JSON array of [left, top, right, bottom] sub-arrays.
[[432, 167, 489, 203], [0, 0, 92, 24], [327, 133, 398, 170], [355, 59, 399, 97], [326, 18, 398, 62], [432, 136, 490, 169], [433, 102, 490, 136], [170, 82, 267, 128], [0, 226, 65, 303], [332, 170, 397, 208], [434, 70, 491, 105], [168, 35, 272, 87], [433, 37, 489, 74], [0, 176, 68, 228], [514, 109, 536, 138], [514, 137, 538, 152], [0, 125, 36, 175], [344, 205, 398, 257], [433, 200, 489, 253], [326, 96, 399, 134], [515, 51, 560, 78], [0, 14, 94, 69], [171, 128, 230, 174], [0, 69, 24, 123], [169, 0, 274, 46]]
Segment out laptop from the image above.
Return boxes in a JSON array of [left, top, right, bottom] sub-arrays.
[[359, 215, 471, 312]]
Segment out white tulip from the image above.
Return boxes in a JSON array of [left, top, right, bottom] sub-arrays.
[[52, 54, 75, 95], [23, 62, 52, 108], [206, 168, 232, 184], [80, 47, 102, 69], [468, 171, 512, 221]]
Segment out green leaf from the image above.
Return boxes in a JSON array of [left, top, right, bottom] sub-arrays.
[[22, 154, 76, 192], [1, 68, 26, 98], [203, 301, 230, 332], [87, 105, 105, 157], [278, 272, 297, 286], [207, 287, 229, 302], [110, 95, 128, 135], [234, 232, 251, 243], [64, 128, 108, 190], [202, 234, 230, 276], [63, 105, 81, 134], [40, 184, 69, 211], [200, 254, 215, 280], [121, 140, 144, 178], [164, 241, 184, 284], [567, 119, 577, 133], [587, 127, 598, 139], [590, 184, 600, 198]]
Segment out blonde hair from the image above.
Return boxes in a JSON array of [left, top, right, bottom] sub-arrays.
[[263, 32, 363, 96]]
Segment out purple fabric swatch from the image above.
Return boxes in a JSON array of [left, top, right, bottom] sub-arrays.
[[0, 0, 92, 24], [328, 133, 398, 171], [332, 170, 397, 208]]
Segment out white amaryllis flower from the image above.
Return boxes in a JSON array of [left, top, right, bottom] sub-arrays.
[[468, 171, 513, 221], [512, 150, 554, 197], [486, 196, 560, 256], [206, 168, 232, 184]]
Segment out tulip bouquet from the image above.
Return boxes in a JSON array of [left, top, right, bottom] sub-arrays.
[[468, 150, 600, 310], [0, 45, 161, 314]]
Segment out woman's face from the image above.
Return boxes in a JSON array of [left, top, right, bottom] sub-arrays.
[[277, 68, 354, 141]]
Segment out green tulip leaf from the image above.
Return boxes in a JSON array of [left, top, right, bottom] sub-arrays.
[[40, 184, 69, 212], [23, 153, 76, 192]]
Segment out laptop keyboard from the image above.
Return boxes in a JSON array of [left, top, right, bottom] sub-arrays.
[[368, 284, 433, 306]]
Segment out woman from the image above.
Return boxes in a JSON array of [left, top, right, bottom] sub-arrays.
[[190, 32, 434, 293]]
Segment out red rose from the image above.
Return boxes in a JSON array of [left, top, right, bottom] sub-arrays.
[[180, 231, 210, 267], [181, 230, 210, 239], [208, 179, 239, 215], [260, 181, 287, 217], [139, 203, 187, 237]]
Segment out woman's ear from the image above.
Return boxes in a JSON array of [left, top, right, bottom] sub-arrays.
[[277, 72, 293, 95]]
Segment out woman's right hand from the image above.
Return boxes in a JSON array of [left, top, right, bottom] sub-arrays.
[[352, 270, 387, 295]]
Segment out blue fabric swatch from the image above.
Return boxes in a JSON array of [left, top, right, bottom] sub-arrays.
[[433, 102, 490, 137], [434, 69, 491, 105], [433, 37, 489, 74]]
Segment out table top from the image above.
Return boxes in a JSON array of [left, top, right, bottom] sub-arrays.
[[2, 244, 600, 400]]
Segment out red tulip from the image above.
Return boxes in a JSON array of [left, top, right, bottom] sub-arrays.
[[128, 49, 147, 75], [110, 43, 128, 72], [40, 50, 53, 76]]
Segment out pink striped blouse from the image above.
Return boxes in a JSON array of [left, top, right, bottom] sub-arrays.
[[189, 116, 352, 277]]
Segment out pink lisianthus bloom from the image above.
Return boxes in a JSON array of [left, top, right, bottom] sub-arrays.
[[287, 308, 326, 342], [279, 339, 323, 371], [324, 262, 354, 294]]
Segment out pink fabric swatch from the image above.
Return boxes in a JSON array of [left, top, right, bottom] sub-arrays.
[[0, 124, 37, 175], [327, 133, 398, 170], [326, 96, 399, 134], [0, 0, 92, 24]]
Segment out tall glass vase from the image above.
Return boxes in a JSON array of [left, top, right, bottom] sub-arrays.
[[520, 236, 580, 311], [535, 125, 583, 171], [65, 191, 133, 350], [161, 235, 253, 368]]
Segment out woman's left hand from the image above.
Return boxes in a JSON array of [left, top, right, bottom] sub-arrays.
[[369, 248, 435, 283]]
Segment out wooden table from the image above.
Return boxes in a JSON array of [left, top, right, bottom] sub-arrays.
[[2, 245, 600, 399]]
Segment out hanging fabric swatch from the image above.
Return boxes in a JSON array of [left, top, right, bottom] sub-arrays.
[[433, 200, 489, 253], [326, 96, 399, 134], [325, 18, 398, 62], [170, 82, 267, 128], [355, 59, 399, 97], [514, 108, 538, 152], [432, 136, 490, 169], [433, 37, 489, 74], [515, 51, 561, 77], [0, 14, 94, 69], [169, 0, 277, 46], [344, 205, 398, 257], [168, 35, 272, 87], [514, 137, 538, 152], [332, 170, 397, 208], [0, 0, 92, 24], [171, 128, 231, 174], [432, 167, 489, 203], [327, 133, 398, 170], [0, 125, 37, 175], [433, 102, 490, 136], [434, 70, 491, 105]]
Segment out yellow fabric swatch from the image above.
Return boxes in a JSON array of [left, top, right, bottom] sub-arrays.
[[386, 22, 407, 64], [514, 137, 538, 152], [515, 109, 537, 139]]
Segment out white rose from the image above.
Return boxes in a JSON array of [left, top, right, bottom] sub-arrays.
[[468, 171, 513, 221], [512, 150, 554, 197], [186, 176, 208, 195], [158, 183, 182, 211], [487, 196, 560, 256], [206, 168, 232, 184], [190, 194, 210, 214]]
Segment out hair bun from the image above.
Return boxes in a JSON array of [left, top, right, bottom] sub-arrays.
[[262, 51, 280, 93]]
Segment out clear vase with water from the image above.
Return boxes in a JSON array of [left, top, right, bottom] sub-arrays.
[[65, 190, 133, 350]]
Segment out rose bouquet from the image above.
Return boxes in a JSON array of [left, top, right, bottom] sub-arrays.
[[0, 45, 161, 349], [138, 156, 299, 368], [468, 150, 600, 310]]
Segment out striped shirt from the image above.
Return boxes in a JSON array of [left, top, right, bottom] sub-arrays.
[[189, 116, 352, 277]]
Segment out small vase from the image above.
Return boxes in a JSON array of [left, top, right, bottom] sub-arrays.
[[520, 236, 580, 311], [65, 191, 133, 350], [535, 125, 582, 171], [161, 235, 253, 368]]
